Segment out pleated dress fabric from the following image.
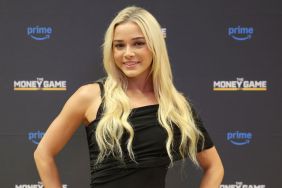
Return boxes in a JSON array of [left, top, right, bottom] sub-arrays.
[[85, 79, 214, 188]]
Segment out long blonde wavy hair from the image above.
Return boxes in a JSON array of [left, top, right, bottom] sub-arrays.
[[95, 6, 204, 166]]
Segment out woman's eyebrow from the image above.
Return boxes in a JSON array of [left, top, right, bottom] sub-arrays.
[[113, 39, 123, 42], [132, 37, 145, 40], [113, 37, 145, 42]]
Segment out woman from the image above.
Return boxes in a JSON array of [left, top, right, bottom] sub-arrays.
[[34, 6, 224, 188]]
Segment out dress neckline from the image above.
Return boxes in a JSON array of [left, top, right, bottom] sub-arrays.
[[131, 104, 159, 110], [86, 104, 159, 127]]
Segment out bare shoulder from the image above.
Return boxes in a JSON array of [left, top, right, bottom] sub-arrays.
[[75, 83, 102, 125], [61, 83, 101, 124], [75, 82, 100, 101]]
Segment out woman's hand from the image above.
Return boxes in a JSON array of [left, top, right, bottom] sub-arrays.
[[197, 146, 224, 188]]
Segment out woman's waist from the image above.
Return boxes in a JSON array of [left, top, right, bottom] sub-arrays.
[[91, 155, 170, 172], [91, 160, 168, 186]]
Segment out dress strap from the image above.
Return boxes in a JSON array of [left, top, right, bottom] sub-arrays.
[[95, 77, 106, 98], [94, 77, 106, 119], [96, 82, 104, 98]]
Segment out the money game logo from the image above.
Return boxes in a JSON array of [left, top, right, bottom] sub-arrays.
[[161, 28, 167, 38], [14, 78, 67, 91], [15, 181, 68, 188], [213, 78, 267, 91], [221, 181, 266, 188]]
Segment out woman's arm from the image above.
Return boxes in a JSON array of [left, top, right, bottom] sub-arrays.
[[197, 146, 224, 188], [34, 84, 100, 188]]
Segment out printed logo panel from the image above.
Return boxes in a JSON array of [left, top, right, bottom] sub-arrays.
[[15, 181, 68, 188], [28, 131, 45, 145], [227, 131, 253, 146], [27, 26, 53, 41], [221, 181, 266, 188], [161, 28, 167, 38], [14, 78, 67, 91], [213, 78, 267, 91], [228, 26, 254, 41]]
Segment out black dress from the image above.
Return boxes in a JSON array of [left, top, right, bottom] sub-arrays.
[[85, 79, 214, 188]]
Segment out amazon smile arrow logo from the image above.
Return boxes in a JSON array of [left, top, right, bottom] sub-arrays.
[[228, 26, 254, 41], [27, 26, 53, 41], [227, 131, 253, 146]]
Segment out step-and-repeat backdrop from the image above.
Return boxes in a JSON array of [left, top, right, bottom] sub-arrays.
[[1, 0, 281, 187]]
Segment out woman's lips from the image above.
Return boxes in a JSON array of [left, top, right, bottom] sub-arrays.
[[123, 61, 139, 68]]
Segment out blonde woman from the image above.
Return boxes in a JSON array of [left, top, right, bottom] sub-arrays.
[[34, 6, 224, 188]]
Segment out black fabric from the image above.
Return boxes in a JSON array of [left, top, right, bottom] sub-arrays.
[[85, 79, 214, 187]]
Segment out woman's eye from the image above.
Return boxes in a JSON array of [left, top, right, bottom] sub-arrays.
[[134, 41, 145, 47], [114, 43, 125, 48]]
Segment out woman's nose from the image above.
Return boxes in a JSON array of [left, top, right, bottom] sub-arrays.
[[124, 46, 135, 58]]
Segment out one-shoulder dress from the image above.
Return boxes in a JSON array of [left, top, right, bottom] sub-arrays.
[[85, 79, 214, 188]]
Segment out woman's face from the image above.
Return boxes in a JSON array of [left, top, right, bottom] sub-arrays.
[[112, 21, 153, 80]]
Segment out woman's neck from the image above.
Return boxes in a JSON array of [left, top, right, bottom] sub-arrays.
[[126, 75, 154, 94]]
